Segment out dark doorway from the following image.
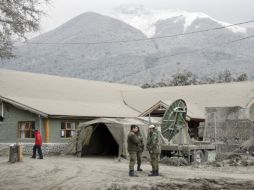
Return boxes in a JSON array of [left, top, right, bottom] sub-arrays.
[[82, 123, 119, 157], [188, 119, 205, 141]]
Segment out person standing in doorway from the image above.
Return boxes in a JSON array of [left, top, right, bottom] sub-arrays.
[[136, 126, 144, 171], [146, 125, 161, 176], [127, 125, 139, 177], [31, 129, 43, 159]]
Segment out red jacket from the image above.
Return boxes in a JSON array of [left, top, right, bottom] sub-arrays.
[[35, 131, 43, 145]]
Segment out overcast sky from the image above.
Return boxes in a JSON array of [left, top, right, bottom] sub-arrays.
[[39, 0, 254, 34]]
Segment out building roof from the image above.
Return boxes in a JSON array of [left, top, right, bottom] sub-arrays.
[[1, 69, 254, 119], [122, 81, 254, 119], [0, 69, 140, 117], [139, 100, 205, 119]]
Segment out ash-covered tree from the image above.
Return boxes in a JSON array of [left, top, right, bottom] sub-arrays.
[[0, 0, 48, 59], [236, 73, 248, 82], [141, 70, 251, 88], [169, 70, 197, 86], [217, 69, 233, 83]]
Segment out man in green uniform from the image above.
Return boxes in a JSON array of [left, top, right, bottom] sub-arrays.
[[146, 124, 161, 176], [127, 125, 139, 177], [136, 126, 144, 171]]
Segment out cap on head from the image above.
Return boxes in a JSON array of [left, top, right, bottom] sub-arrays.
[[149, 125, 155, 129]]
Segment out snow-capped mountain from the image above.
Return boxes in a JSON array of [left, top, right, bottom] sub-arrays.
[[1, 5, 254, 85], [106, 5, 246, 37]]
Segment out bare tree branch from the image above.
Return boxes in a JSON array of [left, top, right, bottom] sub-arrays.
[[0, 0, 49, 59]]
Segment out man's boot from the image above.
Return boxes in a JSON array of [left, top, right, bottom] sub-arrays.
[[148, 170, 155, 176], [154, 170, 159, 176], [137, 164, 143, 171], [129, 170, 138, 177]]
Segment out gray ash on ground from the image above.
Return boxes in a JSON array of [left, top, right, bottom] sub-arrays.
[[108, 178, 254, 190], [159, 157, 188, 166]]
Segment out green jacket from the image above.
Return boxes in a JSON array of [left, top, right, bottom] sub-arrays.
[[146, 130, 161, 154], [137, 133, 144, 152], [127, 131, 139, 152]]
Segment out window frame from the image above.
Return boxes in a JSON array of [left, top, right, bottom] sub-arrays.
[[18, 121, 35, 139], [60, 121, 76, 138]]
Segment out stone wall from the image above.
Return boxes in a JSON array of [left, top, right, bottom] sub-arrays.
[[204, 106, 254, 154], [0, 143, 69, 156]]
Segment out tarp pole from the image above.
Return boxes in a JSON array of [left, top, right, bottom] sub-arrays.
[[1, 101, 3, 118], [39, 115, 42, 132]]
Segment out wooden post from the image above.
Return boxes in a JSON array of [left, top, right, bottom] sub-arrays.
[[17, 144, 23, 162], [44, 118, 50, 143]]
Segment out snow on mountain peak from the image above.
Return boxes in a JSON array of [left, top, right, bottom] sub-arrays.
[[216, 20, 247, 33], [104, 5, 246, 37]]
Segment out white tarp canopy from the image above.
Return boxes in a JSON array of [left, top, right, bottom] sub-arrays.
[[64, 118, 154, 158]]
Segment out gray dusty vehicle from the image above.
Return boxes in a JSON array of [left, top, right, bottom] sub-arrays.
[[158, 99, 216, 164]]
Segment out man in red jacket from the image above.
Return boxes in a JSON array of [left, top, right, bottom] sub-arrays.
[[31, 130, 43, 159]]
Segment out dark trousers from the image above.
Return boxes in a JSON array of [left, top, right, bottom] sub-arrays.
[[32, 145, 43, 158]]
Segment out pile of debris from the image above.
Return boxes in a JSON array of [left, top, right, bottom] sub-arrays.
[[160, 156, 188, 166], [227, 154, 254, 167], [211, 137, 254, 167], [240, 138, 254, 156], [210, 153, 254, 167]]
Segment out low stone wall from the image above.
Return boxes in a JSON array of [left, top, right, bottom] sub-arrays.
[[205, 107, 254, 154], [0, 143, 10, 156], [0, 143, 68, 156]]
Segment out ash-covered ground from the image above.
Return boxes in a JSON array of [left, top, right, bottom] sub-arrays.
[[0, 155, 254, 190]]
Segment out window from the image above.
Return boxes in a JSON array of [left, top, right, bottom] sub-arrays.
[[61, 121, 76, 138], [18, 121, 35, 138]]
